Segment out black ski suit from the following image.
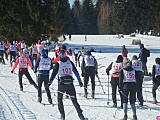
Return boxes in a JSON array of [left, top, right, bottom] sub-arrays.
[[48, 59, 85, 120], [119, 65, 137, 118], [139, 44, 148, 76], [106, 61, 123, 107], [131, 59, 144, 106], [119, 66, 137, 104], [34, 53, 53, 101], [152, 64, 160, 98], [81, 53, 98, 97]]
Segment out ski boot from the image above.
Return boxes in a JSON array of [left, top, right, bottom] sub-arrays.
[[122, 114, 127, 120], [133, 115, 137, 120], [91, 92, 95, 98], [113, 103, 117, 107], [20, 87, 23, 91], [153, 97, 157, 104], [60, 114, 65, 120], [48, 98, 52, 104], [38, 97, 42, 103], [84, 93, 88, 98]]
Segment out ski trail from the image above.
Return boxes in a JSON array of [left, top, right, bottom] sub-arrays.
[[0, 85, 36, 120]]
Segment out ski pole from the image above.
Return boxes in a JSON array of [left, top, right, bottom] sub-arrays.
[[107, 75, 110, 105], [50, 87, 76, 98], [119, 90, 129, 99], [83, 86, 94, 93], [96, 74, 105, 94], [35, 73, 38, 85]]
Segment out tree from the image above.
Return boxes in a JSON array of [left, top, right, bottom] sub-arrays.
[[70, 0, 82, 34], [0, 0, 72, 43], [49, 0, 71, 42], [80, 0, 98, 34]]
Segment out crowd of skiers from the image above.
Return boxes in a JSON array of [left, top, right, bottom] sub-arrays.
[[1, 39, 92, 120], [0, 39, 160, 120], [106, 44, 160, 120]]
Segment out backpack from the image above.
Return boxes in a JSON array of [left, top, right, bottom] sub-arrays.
[[145, 49, 150, 57]]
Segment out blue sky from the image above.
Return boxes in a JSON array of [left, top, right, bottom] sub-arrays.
[[69, 0, 75, 6], [69, 0, 83, 6], [69, 0, 96, 7]]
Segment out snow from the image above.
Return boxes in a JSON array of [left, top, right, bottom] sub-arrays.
[[0, 34, 160, 120]]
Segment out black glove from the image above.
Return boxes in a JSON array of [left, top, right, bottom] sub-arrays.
[[81, 72, 84, 77], [45, 83, 51, 88], [11, 71, 13, 73], [106, 71, 109, 75], [95, 70, 98, 75], [34, 70, 37, 73], [79, 82, 83, 87], [118, 87, 122, 92]]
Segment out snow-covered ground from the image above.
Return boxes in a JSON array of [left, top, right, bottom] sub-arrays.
[[0, 34, 160, 120]]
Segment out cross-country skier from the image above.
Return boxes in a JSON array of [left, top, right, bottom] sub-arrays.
[[81, 50, 98, 98], [139, 44, 149, 76], [30, 43, 38, 65], [34, 49, 53, 104], [46, 50, 85, 120], [152, 57, 160, 104], [106, 55, 123, 108], [0, 42, 5, 64], [74, 48, 81, 67], [36, 40, 44, 58], [122, 45, 128, 57], [119, 60, 137, 120], [131, 55, 144, 106], [9, 41, 17, 66], [11, 50, 38, 91]]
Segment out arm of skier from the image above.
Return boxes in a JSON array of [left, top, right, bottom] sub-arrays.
[[11, 58, 19, 72], [29, 55, 34, 67], [50, 58, 53, 70], [81, 58, 85, 76], [49, 62, 59, 84], [34, 58, 40, 72], [71, 61, 83, 87], [119, 69, 124, 90], [94, 58, 98, 74], [152, 65, 156, 83], [27, 57, 33, 69], [106, 62, 113, 75]]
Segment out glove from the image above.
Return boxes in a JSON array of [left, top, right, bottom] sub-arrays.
[[81, 72, 84, 77], [106, 71, 109, 75], [118, 87, 122, 92], [34, 70, 37, 73], [11, 71, 13, 73], [95, 70, 98, 75], [45, 83, 51, 88], [79, 82, 83, 87]]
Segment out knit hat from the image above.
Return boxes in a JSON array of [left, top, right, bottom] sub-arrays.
[[41, 49, 46, 57], [61, 44, 66, 50], [140, 44, 144, 49], [155, 58, 160, 64], [59, 50, 66, 61], [117, 55, 123, 62], [86, 51, 91, 55]]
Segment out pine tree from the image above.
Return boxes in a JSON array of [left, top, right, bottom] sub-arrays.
[[80, 0, 98, 34]]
